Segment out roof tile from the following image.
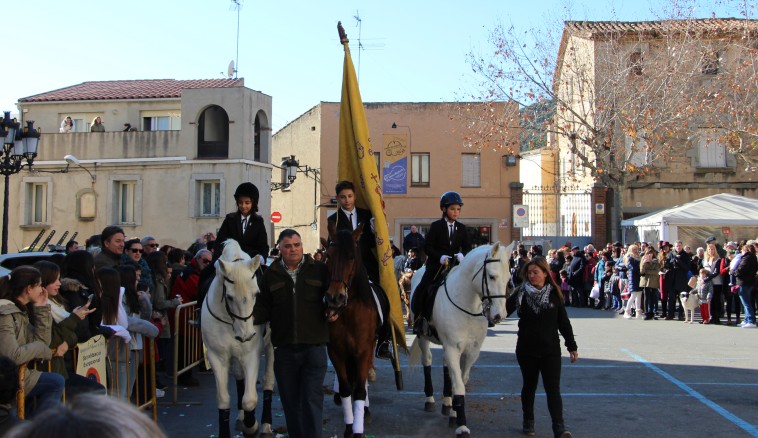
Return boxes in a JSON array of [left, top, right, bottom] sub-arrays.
[[566, 17, 758, 36], [19, 78, 244, 103]]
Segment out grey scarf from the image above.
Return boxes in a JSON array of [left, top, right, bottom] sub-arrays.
[[517, 282, 553, 315]]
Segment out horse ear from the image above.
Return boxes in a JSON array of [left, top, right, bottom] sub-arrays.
[[320, 236, 329, 249], [490, 241, 501, 257], [248, 255, 263, 271], [217, 259, 229, 275], [327, 220, 337, 240]]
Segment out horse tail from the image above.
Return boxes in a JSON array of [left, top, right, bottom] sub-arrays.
[[408, 336, 422, 370]]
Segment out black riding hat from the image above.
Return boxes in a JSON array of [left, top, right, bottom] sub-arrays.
[[440, 191, 464, 209], [234, 182, 259, 204]]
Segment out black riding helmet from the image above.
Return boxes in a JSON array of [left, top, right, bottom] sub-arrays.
[[439, 191, 464, 210], [234, 182, 259, 205]]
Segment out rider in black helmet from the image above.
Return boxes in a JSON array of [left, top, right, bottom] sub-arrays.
[[411, 191, 471, 335], [215, 182, 269, 259]]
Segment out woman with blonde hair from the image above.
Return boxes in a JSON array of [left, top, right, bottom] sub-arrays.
[[703, 243, 724, 324], [639, 248, 661, 320]]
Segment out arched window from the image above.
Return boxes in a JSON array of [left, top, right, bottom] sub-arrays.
[[197, 105, 229, 158], [254, 110, 269, 162]]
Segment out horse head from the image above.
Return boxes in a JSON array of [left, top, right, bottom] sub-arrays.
[[475, 241, 514, 325], [215, 240, 263, 342], [323, 220, 363, 322]]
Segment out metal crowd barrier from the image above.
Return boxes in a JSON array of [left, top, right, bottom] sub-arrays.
[[172, 300, 202, 404], [106, 336, 158, 420], [16, 365, 26, 420]]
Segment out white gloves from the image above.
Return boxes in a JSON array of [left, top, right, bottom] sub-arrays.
[[455, 253, 464, 263], [370, 217, 376, 232], [440, 255, 452, 264]]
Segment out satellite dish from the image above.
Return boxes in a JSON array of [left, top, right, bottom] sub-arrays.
[[227, 60, 235, 78]]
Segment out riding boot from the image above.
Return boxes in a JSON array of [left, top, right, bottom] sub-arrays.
[[522, 419, 536, 436], [375, 322, 393, 360], [552, 422, 572, 438]]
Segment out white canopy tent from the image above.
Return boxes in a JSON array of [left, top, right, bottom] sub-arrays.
[[621, 193, 758, 245]]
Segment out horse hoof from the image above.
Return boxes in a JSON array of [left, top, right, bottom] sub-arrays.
[[368, 367, 377, 382], [334, 392, 342, 406], [441, 405, 452, 416], [448, 416, 458, 428], [343, 424, 353, 438], [424, 401, 435, 412], [457, 432, 470, 438], [364, 406, 372, 424]]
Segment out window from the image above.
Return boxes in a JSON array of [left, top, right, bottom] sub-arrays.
[[24, 181, 49, 225], [141, 110, 181, 131], [110, 175, 142, 226], [702, 51, 720, 75], [697, 128, 727, 168], [411, 153, 429, 186], [461, 153, 480, 187], [190, 174, 225, 218], [199, 180, 221, 217], [117, 181, 137, 224], [628, 51, 643, 76]]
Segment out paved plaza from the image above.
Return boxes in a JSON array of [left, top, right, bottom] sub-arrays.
[[159, 308, 758, 437]]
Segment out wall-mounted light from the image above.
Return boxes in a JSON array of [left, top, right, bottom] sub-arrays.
[[504, 155, 518, 167], [64, 154, 96, 182]]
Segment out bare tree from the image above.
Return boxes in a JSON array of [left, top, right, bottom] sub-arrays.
[[465, 3, 756, 240]]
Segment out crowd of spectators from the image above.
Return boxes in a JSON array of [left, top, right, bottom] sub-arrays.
[[0, 226, 220, 435], [510, 237, 758, 327]]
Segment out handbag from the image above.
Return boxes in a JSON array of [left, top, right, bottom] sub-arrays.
[[589, 284, 601, 299]]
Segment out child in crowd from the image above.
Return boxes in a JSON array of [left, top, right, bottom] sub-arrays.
[[609, 267, 622, 311], [618, 276, 629, 315], [559, 270, 570, 306], [602, 261, 614, 310], [693, 268, 714, 324]]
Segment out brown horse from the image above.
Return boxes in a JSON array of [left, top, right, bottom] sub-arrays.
[[323, 223, 379, 438]]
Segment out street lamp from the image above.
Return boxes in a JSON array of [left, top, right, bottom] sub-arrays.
[[0, 112, 40, 254], [271, 155, 300, 191]]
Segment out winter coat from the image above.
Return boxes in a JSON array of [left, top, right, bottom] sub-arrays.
[[639, 258, 661, 289], [0, 299, 53, 393], [625, 255, 641, 292], [735, 252, 758, 286], [693, 278, 713, 303], [48, 301, 80, 379], [94, 248, 121, 270], [665, 250, 692, 292], [59, 278, 101, 343], [568, 252, 587, 288]]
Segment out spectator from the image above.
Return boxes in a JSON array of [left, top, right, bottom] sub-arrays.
[[5, 393, 167, 437], [146, 251, 181, 379], [122, 239, 153, 290], [60, 251, 104, 343], [693, 268, 714, 324], [167, 247, 186, 287], [723, 242, 741, 324], [640, 248, 661, 320], [390, 238, 401, 258], [94, 226, 125, 270], [90, 116, 105, 132], [567, 246, 587, 307], [703, 243, 725, 325], [123, 123, 132, 132], [0, 266, 64, 413], [506, 257, 577, 438], [33, 261, 103, 396], [85, 234, 101, 250], [664, 241, 691, 320], [733, 242, 758, 328], [549, 249, 566, 283], [0, 355, 21, 434], [141, 236, 160, 257], [171, 249, 210, 385], [253, 229, 329, 438], [65, 240, 79, 254], [622, 245, 643, 319], [59, 116, 74, 133], [403, 225, 425, 255], [404, 248, 423, 272]]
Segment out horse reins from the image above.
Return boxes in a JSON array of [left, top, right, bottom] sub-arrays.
[[443, 254, 506, 319]]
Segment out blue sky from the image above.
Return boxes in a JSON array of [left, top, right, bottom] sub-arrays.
[[4, 0, 738, 132]]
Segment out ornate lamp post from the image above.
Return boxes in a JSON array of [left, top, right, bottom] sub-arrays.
[[0, 112, 40, 253]]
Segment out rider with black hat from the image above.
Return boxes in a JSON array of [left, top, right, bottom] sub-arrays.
[[215, 182, 269, 259], [411, 191, 472, 335]]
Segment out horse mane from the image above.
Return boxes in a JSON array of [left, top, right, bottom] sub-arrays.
[[330, 229, 374, 304], [220, 239, 250, 262]]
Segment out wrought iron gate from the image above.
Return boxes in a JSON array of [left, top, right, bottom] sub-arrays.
[[522, 185, 592, 239]]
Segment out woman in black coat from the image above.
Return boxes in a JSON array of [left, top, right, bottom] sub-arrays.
[[733, 243, 758, 327], [507, 257, 578, 438]]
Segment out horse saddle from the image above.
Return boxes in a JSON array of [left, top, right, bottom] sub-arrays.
[[369, 280, 390, 328]]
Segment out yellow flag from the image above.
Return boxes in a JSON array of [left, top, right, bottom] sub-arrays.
[[337, 23, 406, 351]]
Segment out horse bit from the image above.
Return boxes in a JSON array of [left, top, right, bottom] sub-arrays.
[[443, 254, 506, 319], [205, 259, 259, 326]]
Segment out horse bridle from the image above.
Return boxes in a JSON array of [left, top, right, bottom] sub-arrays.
[[443, 254, 506, 320], [324, 244, 355, 318], [204, 260, 259, 327]]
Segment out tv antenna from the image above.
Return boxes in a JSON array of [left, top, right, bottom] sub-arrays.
[[352, 11, 385, 80], [229, 0, 242, 78]]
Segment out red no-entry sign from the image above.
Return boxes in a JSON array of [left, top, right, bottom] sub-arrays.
[[270, 211, 282, 223]]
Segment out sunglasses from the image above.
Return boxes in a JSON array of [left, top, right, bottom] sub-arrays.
[[200, 258, 212, 264], [129, 248, 144, 254], [148, 243, 160, 248]]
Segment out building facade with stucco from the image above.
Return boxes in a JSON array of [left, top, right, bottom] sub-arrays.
[[9, 78, 273, 251], [271, 102, 523, 254]]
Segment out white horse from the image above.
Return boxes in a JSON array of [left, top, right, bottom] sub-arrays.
[[409, 242, 513, 438], [201, 240, 268, 438]]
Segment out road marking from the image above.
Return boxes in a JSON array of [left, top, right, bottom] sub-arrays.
[[400, 391, 688, 397], [376, 364, 641, 369], [686, 382, 758, 387], [623, 348, 758, 437]]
